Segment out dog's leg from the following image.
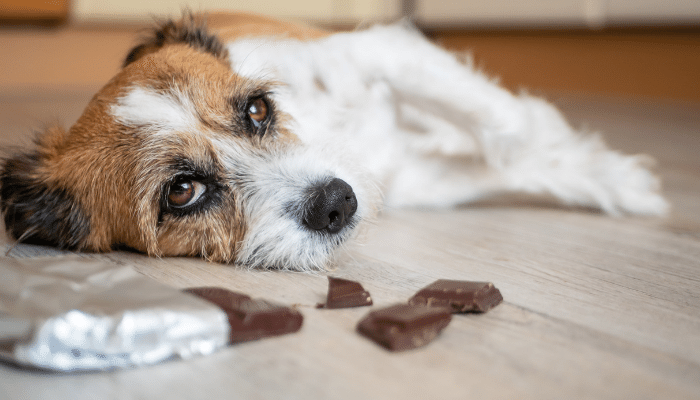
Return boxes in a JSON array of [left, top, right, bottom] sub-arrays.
[[334, 25, 668, 216]]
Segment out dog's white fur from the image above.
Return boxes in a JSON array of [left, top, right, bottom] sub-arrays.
[[223, 23, 666, 214]]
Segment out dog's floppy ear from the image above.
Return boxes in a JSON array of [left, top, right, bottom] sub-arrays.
[[1, 132, 91, 249], [123, 12, 229, 67]]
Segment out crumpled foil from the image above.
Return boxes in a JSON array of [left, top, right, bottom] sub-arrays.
[[0, 256, 229, 372]]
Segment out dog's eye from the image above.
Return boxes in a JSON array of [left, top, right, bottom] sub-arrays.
[[168, 179, 206, 208], [247, 98, 268, 128]]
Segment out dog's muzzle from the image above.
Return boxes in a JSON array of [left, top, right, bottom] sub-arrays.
[[303, 178, 358, 234]]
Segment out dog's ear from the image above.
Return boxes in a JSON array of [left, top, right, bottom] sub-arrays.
[[123, 12, 229, 67], [1, 134, 91, 250]]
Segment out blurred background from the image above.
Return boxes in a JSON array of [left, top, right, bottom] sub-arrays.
[[0, 0, 698, 105]]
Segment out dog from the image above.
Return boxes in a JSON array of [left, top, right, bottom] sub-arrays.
[[0, 12, 667, 271]]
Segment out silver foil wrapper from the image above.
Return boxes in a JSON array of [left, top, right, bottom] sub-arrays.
[[0, 256, 229, 371]]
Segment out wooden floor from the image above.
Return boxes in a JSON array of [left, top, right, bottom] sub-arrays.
[[1, 27, 700, 400]]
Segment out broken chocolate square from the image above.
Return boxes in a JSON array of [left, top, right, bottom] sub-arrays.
[[184, 287, 303, 344], [356, 304, 452, 351], [408, 279, 503, 313], [321, 276, 373, 309]]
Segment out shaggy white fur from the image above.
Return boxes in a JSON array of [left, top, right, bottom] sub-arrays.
[[225, 23, 668, 216]]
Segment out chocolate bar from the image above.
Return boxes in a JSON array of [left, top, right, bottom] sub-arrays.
[[184, 287, 303, 344], [408, 279, 503, 313], [356, 304, 452, 351], [321, 276, 373, 309]]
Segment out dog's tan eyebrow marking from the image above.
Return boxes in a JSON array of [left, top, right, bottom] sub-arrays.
[[111, 86, 199, 132]]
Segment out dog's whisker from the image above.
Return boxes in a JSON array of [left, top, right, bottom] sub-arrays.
[[4, 227, 39, 257]]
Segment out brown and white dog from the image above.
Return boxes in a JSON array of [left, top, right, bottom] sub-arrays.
[[0, 12, 667, 271]]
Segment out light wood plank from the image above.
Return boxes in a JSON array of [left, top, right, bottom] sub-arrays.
[[1, 52, 700, 400]]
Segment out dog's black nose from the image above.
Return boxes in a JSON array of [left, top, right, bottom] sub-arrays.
[[304, 178, 358, 234]]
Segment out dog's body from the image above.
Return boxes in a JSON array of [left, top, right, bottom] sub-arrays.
[[0, 13, 667, 270]]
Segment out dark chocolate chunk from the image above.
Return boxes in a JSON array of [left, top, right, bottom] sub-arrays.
[[356, 304, 452, 351], [184, 287, 303, 344], [322, 276, 373, 309], [408, 279, 503, 313]]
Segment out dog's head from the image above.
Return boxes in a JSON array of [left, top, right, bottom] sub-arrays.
[[1, 15, 377, 270]]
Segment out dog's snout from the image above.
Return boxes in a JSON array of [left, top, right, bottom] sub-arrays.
[[304, 178, 358, 234]]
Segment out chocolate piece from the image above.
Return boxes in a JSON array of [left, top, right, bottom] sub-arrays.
[[356, 304, 452, 351], [408, 279, 503, 313], [184, 287, 303, 344], [322, 276, 373, 309]]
